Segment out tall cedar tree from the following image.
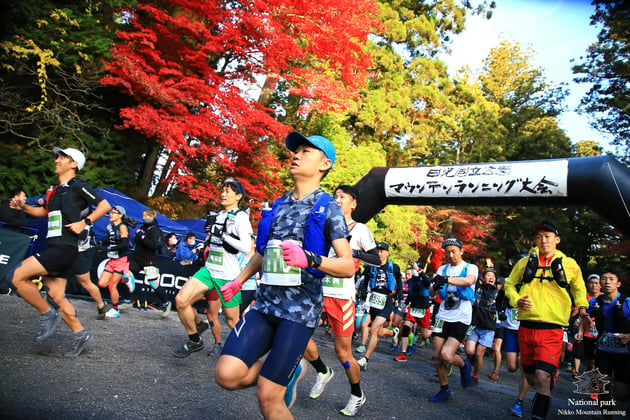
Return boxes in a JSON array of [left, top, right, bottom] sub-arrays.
[[101, 1, 378, 207]]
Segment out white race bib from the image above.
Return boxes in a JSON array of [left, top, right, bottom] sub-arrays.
[[144, 266, 160, 280], [433, 319, 444, 333], [207, 248, 225, 271], [260, 240, 302, 286], [47, 210, 62, 238], [599, 332, 630, 354], [410, 307, 425, 318], [369, 291, 387, 310]]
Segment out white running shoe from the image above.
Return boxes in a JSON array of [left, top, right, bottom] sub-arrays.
[[355, 344, 366, 354], [309, 367, 334, 399], [356, 357, 368, 370], [391, 327, 400, 347], [105, 308, 120, 318], [340, 392, 366, 416]]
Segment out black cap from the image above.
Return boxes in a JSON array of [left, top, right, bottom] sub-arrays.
[[532, 220, 560, 236], [335, 184, 359, 202], [377, 242, 389, 251], [442, 237, 463, 249], [224, 177, 246, 199]]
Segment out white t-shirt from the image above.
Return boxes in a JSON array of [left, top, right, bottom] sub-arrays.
[[205, 210, 253, 280], [322, 222, 376, 299], [435, 261, 478, 325]]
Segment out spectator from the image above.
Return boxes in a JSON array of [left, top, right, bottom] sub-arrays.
[[176, 232, 199, 264], [161, 233, 178, 257]]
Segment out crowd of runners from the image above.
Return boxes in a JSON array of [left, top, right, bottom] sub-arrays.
[[3, 132, 629, 420]]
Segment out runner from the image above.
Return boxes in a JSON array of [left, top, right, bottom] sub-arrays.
[[8, 147, 110, 356], [504, 221, 589, 419], [173, 178, 252, 357], [356, 242, 402, 371], [428, 236, 477, 402], [214, 131, 354, 420], [303, 184, 380, 416]]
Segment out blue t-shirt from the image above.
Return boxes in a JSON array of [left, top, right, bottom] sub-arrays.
[[252, 189, 348, 328], [587, 293, 630, 333]]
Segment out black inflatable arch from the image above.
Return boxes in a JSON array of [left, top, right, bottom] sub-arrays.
[[352, 155, 630, 236]]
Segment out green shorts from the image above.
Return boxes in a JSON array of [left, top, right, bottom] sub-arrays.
[[193, 267, 241, 308]]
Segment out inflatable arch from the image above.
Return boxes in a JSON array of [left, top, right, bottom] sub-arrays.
[[352, 155, 630, 236]]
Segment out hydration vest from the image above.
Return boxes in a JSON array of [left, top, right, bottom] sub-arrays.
[[256, 192, 334, 279], [368, 260, 396, 292], [594, 293, 630, 334], [438, 263, 475, 303]]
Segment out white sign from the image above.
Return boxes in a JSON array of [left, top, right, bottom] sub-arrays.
[[384, 160, 568, 198]]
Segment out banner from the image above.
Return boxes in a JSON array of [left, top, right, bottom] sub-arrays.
[[0, 229, 33, 288]]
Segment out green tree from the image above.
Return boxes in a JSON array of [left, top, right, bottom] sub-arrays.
[[0, 1, 141, 198], [572, 0, 630, 161]]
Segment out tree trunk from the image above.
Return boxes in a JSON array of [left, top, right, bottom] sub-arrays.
[[138, 143, 162, 197]]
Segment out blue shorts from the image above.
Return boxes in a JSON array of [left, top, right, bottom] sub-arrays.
[[466, 327, 495, 348], [502, 328, 520, 353], [222, 310, 314, 386]]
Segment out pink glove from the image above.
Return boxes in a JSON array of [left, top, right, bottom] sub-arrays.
[[220, 279, 243, 302], [280, 240, 308, 268]]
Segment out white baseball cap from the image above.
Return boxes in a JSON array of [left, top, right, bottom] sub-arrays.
[[53, 147, 85, 171]]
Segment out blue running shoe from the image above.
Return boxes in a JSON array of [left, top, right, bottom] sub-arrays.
[[461, 360, 473, 388], [285, 359, 307, 409], [428, 388, 452, 402], [510, 400, 523, 417]]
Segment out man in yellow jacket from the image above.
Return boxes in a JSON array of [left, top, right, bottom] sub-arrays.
[[504, 221, 590, 419]]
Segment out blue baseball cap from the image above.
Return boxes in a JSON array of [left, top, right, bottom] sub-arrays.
[[285, 131, 336, 168]]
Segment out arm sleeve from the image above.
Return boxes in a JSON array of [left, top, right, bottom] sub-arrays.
[[108, 237, 129, 251], [352, 247, 381, 266], [222, 212, 253, 254]]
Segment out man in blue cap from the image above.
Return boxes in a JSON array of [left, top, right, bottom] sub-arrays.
[[214, 131, 354, 419]]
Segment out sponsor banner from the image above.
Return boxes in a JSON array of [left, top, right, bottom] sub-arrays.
[[67, 250, 199, 302], [385, 160, 568, 199], [0, 229, 32, 288]]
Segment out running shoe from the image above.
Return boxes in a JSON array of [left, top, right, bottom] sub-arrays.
[[96, 304, 109, 320], [490, 370, 499, 381], [123, 271, 136, 293], [161, 301, 172, 318], [355, 344, 366, 354], [173, 339, 204, 358], [357, 357, 368, 370], [309, 367, 334, 399], [460, 359, 473, 388], [36, 310, 61, 341], [510, 400, 523, 417], [105, 308, 120, 318], [472, 374, 479, 385], [391, 327, 400, 347], [389, 344, 400, 353], [428, 388, 452, 402], [446, 363, 454, 376], [197, 321, 209, 335], [64, 330, 91, 357], [207, 342, 223, 357], [405, 347, 414, 356], [394, 353, 407, 363], [340, 391, 366, 416], [285, 358, 307, 409]]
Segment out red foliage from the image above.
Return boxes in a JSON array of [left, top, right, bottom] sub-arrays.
[[101, 1, 378, 207], [414, 207, 496, 272]]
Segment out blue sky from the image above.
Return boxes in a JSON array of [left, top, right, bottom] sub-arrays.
[[441, 0, 611, 151]]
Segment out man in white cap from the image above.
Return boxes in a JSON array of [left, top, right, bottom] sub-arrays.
[[9, 147, 110, 356]]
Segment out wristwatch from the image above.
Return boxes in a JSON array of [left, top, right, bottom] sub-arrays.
[[83, 217, 92, 226], [310, 253, 322, 269]]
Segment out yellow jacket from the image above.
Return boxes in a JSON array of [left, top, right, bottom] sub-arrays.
[[504, 247, 588, 327]]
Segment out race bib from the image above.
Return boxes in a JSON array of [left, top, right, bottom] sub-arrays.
[[510, 308, 519, 321], [47, 210, 62, 238], [410, 307, 425, 318], [144, 266, 160, 280], [260, 240, 302, 286], [433, 319, 444, 333], [369, 291, 387, 310], [355, 304, 365, 317], [107, 250, 120, 259], [323, 275, 343, 289], [207, 249, 225, 270], [599, 332, 630, 355]]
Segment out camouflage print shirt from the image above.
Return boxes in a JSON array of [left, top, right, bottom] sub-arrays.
[[252, 188, 349, 328]]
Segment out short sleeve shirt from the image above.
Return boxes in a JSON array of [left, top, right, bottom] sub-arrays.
[[252, 189, 349, 328]]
